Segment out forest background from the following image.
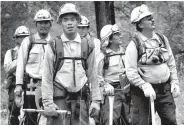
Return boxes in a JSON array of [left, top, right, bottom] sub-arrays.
[[1, 1, 184, 125]]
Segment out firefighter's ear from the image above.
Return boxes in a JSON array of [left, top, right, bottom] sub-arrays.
[[138, 22, 143, 29]]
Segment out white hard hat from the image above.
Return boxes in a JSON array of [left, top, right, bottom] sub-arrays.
[[130, 4, 154, 23], [100, 24, 120, 47], [34, 9, 53, 22], [78, 15, 90, 27], [57, 3, 80, 23], [13, 26, 30, 38]]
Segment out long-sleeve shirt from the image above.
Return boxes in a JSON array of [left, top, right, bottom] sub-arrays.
[[4, 46, 19, 75], [16, 32, 52, 85], [125, 31, 179, 87], [42, 33, 101, 104], [97, 46, 126, 86]]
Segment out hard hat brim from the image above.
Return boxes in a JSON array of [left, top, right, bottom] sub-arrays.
[[77, 24, 89, 27], [34, 19, 53, 22], [132, 11, 154, 23], [13, 34, 30, 38], [57, 12, 80, 23]]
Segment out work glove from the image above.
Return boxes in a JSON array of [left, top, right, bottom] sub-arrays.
[[171, 81, 180, 98], [104, 83, 114, 96], [89, 101, 100, 124], [43, 101, 59, 117], [14, 85, 23, 107], [140, 82, 156, 100], [89, 101, 100, 118]]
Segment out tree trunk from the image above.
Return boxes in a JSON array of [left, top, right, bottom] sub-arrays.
[[94, 1, 115, 39]]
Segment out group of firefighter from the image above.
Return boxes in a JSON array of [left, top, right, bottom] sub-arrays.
[[4, 3, 180, 125]]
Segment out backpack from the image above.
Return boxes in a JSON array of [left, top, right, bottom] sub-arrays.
[[132, 32, 166, 61], [49, 36, 95, 79]]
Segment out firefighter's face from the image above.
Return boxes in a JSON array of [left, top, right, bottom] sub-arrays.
[[14, 36, 27, 45], [60, 14, 79, 36], [36, 21, 51, 36], [110, 32, 122, 45], [139, 15, 155, 30], [78, 26, 89, 37]]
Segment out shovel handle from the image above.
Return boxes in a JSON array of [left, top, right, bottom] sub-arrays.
[[22, 109, 71, 115], [150, 98, 155, 125]]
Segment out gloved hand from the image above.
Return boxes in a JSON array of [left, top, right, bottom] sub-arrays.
[[44, 101, 59, 117], [140, 82, 156, 100], [104, 83, 114, 96], [89, 101, 100, 118], [14, 85, 23, 96], [14, 85, 23, 107], [171, 82, 180, 98]]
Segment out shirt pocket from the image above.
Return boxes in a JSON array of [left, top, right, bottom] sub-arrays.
[[160, 48, 169, 62], [27, 46, 40, 63], [76, 61, 85, 76], [109, 56, 119, 67], [61, 60, 72, 72]]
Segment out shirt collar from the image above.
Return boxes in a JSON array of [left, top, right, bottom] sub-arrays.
[[61, 33, 81, 43], [35, 32, 51, 42], [85, 33, 91, 40], [137, 31, 159, 42], [106, 46, 124, 54]]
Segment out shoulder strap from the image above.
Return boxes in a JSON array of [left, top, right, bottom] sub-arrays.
[[49, 36, 64, 79], [102, 49, 125, 70], [81, 37, 95, 70], [155, 32, 166, 47], [27, 35, 34, 61], [10, 49, 15, 61], [132, 34, 145, 61]]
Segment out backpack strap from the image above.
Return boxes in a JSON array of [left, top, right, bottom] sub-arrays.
[[81, 37, 95, 70], [50, 36, 95, 80], [28, 35, 47, 61], [155, 32, 166, 48], [102, 49, 125, 70], [48, 36, 64, 80], [27, 35, 34, 61], [132, 34, 146, 61], [10, 49, 16, 61]]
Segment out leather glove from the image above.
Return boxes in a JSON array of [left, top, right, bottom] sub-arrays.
[[104, 84, 114, 96], [14, 85, 23, 107], [89, 101, 100, 118], [44, 101, 59, 117], [171, 82, 180, 98], [140, 83, 156, 100]]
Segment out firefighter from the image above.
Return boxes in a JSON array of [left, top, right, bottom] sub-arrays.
[[97, 24, 130, 125], [125, 4, 180, 125], [77, 15, 101, 124], [14, 9, 53, 125], [4, 26, 30, 125], [41, 3, 101, 125]]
